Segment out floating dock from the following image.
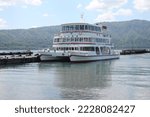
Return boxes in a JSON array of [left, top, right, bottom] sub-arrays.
[[0, 51, 40, 65]]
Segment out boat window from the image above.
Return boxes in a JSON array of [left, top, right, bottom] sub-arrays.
[[82, 47, 95, 51], [72, 47, 74, 50], [80, 25, 84, 30], [89, 25, 92, 30], [59, 38, 63, 42], [63, 38, 67, 42], [106, 39, 109, 43], [71, 38, 74, 42], [98, 27, 101, 32], [89, 38, 92, 42], [94, 26, 97, 31], [66, 47, 68, 50], [79, 38, 83, 42], [69, 25, 74, 30], [75, 25, 79, 30], [54, 39, 57, 42], [55, 38, 60, 42], [96, 38, 98, 42], [66, 26, 69, 31], [84, 38, 88, 42], [96, 47, 100, 54], [85, 25, 88, 30], [69, 47, 72, 50], [95, 27, 97, 31], [67, 38, 70, 42], [102, 26, 107, 30], [75, 38, 78, 42], [86, 25, 89, 30], [102, 39, 106, 43], [88, 47, 94, 51], [91, 38, 96, 42], [75, 47, 79, 50], [91, 26, 94, 31], [62, 26, 65, 31]]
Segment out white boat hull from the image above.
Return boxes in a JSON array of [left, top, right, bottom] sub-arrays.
[[70, 54, 119, 62], [40, 53, 119, 62]]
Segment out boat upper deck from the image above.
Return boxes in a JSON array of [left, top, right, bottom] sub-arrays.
[[53, 23, 111, 46], [61, 23, 107, 33]]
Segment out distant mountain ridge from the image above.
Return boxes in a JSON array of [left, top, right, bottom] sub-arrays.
[[103, 20, 150, 49], [0, 20, 150, 50]]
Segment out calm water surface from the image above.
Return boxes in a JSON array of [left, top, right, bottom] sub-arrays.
[[0, 54, 150, 100]]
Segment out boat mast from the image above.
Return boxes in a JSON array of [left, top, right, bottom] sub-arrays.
[[80, 13, 85, 23]]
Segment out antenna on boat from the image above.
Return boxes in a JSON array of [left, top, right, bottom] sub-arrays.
[[80, 13, 85, 22]]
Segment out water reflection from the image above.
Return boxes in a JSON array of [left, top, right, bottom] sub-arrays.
[[0, 54, 150, 99], [38, 61, 113, 99]]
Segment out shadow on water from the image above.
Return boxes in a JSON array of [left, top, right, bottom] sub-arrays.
[[0, 63, 29, 69], [38, 61, 113, 99]]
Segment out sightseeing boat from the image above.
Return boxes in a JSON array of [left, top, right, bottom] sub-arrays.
[[39, 22, 119, 62]]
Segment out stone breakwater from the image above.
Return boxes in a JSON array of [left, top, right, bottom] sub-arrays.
[[120, 49, 150, 55]]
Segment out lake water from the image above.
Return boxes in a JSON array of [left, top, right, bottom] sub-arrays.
[[0, 54, 150, 100]]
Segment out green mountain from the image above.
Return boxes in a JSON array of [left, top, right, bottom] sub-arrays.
[[103, 20, 150, 49], [0, 20, 150, 50], [0, 26, 60, 50]]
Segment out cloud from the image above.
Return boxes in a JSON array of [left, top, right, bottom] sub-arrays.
[[95, 8, 132, 21], [85, 0, 105, 11], [0, 0, 16, 7], [0, 0, 43, 7], [85, 0, 128, 11], [0, 0, 43, 28], [0, 18, 7, 28], [24, 0, 42, 6], [133, 0, 150, 11], [77, 3, 83, 9], [43, 13, 49, 17], [85, 0, 131, 22], [115, 8, 132, 16], [96, 11, 115, 21]]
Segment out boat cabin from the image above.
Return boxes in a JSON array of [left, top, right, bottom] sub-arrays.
[[61, 23, 102, 32]]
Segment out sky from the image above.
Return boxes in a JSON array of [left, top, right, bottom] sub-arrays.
[[0, 0, 150, 29]]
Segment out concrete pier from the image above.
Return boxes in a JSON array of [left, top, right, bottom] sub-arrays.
[[0, 51, 40, 65]]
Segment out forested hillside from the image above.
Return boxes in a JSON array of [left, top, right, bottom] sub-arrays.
[[0, 20, 150, 50], [0, 26, 60, 50], [104, 20, 150, 49]]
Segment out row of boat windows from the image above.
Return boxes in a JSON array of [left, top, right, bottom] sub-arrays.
[[54, 38, 110, 43], [55, 47, 94, 51], [62, 25, 101, 32], [54, 47, 111, 53]]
